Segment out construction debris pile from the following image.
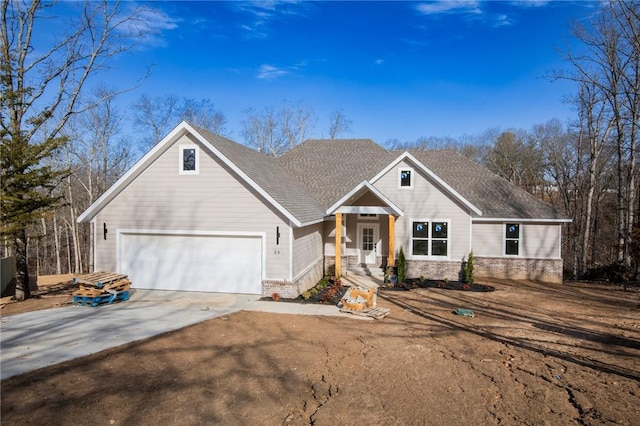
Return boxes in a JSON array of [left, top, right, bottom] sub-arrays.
[[72, 272, 131, 307], [339, 285, 390, 319]]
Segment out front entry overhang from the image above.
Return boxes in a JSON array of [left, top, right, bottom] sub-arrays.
[[327, 181, 403, 277], [326, 181, 404, 217]]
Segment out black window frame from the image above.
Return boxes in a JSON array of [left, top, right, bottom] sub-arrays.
[[505, 223, 520, 256]]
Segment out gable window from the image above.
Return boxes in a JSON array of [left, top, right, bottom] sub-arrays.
[[411, 220, 449, 257], [179, 145, 198, 174], [399, 168, 413, 188], [505, 223, 520, 255]]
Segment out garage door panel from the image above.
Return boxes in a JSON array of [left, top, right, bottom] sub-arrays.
[[119, 233, 262, 294]]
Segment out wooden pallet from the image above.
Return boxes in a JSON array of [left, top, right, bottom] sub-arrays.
[[73, 291, 130, 307], [340, 307, 390, 320], [72, 272, 131, 304], [73, 271, 128, 288], [72, 287, 104, 297]]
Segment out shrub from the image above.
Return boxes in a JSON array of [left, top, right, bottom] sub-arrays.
[[464, 251, 474, 285], [302, 290, 311, 300], [397, 247, 407, 283], [271, 292, 281, 301]]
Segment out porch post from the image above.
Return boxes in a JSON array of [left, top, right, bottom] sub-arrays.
[[335, 213, 342, 277], [388, 215, 395, 266]]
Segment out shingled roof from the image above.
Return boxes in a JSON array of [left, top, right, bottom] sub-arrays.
[[276, 139, 395, 208], [191, 125, 326, 224], [407, 150, 567, 220], [274, 138, 566, 221]]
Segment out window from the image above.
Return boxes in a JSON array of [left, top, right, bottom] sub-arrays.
[[505, 223, 520, 255], [362, 227, 374, 250], [179, 145, 198, 174], [359, 213, 378, 220], [431, 222, 448, 256], [411, 220, 449, 257], [399, 168, 413, 188]]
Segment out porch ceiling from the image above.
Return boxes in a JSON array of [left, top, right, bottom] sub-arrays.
[[334, 206, 400, 215]]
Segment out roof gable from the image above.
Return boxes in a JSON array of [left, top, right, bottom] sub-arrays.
[[407, 150, 569, 220], [371, 152, 483, 216], [78, 122, 325, 226], [326, 181, 404, 216]]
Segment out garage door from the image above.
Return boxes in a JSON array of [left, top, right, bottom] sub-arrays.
[[119, 233, 262, 294]]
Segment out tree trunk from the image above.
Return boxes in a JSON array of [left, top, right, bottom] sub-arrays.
[[53, 215, 62, 275], [13, 228, 31, 301]]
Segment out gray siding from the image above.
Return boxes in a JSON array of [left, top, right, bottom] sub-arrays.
[[94, 133, 291, 279], [292, 223, 323, 279], [373, 159, 472, 261], [472, 222, 562, 259]]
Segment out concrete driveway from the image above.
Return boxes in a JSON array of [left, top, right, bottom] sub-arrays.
[[0, 290, 259, 380]]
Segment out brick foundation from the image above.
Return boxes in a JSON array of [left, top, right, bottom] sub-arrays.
[[404, 257, 563, 284], [474, 257, 563, 284], [407, 260, 465, 281], [261, 258, 324, 298]]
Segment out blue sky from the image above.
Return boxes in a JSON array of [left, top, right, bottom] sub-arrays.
[[55, 1, 598, 144]]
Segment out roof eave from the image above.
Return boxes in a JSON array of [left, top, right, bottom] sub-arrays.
[[472, 217, 572, 223]]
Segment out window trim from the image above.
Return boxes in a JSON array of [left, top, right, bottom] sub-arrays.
[[504, 223, 521, 257], [398, 167, 414, 189], [409, 218, 450, 259], [359, 213, 378, 220], [179, 144, 199, 175]]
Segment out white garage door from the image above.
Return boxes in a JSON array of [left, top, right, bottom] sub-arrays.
[[119, 233, 262, 294]]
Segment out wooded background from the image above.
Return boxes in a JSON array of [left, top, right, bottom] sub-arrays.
[[2, 1, 639, 300]]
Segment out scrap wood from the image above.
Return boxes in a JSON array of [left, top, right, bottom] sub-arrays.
[[73, 271, 128, 288], [340, 307, 390, 320], [72, 288, 103, 297]]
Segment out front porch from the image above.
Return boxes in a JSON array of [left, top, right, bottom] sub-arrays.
[[324, 181, 404, 279]]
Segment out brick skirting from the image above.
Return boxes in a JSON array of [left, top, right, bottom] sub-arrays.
[[261, 257, 324, 298], [474, 257, 563, 284], [404, 257, 563, 284]]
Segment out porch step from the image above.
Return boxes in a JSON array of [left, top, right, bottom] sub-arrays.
[[344, 268, 385, 289], [348, 265, 386, 279]]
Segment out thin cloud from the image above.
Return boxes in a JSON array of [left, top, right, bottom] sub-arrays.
[[257, 64, 289, 79], [416, 1, 481, 16], [375, 59, 384, 65], [232, 0, 306, 38], [510, 0, 550, 7], [117, 5, 180, 47], [492, 14, 514, 27], [415, 0, 546, 28]]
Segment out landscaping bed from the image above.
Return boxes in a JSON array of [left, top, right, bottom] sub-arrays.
[[261, 277, 348, 305], [380, 278, 496, 292]]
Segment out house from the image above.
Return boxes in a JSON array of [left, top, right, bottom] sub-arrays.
[[78, 121, 570, 296]]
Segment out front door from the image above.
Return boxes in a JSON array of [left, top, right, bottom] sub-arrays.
[[358, 224, 379, 265]]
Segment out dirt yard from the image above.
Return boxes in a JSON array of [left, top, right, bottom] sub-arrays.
[[1, 277, 639, 425]]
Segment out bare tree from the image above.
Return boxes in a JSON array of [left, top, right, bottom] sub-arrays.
[[0, 0, 153, 300], [133, 95, 228, 148], [133, 94, 180, 148], [558, 0, 640, 273], [328, 109, 352, 139], [241, 100, 315, 156]]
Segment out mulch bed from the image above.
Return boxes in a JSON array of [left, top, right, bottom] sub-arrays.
[[379, 279, 496, 292], [260, 283, 348, 305]]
